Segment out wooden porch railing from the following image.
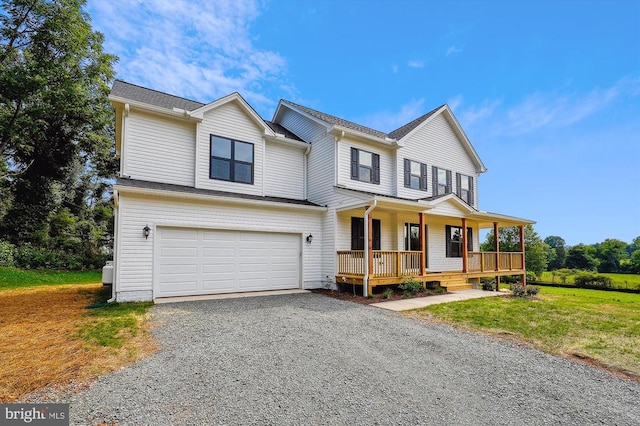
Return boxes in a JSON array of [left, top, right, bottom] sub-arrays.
[[338, 250, 524, 278], [467, 251, 524, 272], [337, 250, 421, 277]]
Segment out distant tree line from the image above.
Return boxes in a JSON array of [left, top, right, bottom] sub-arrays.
[[481, 225, 640, 277]]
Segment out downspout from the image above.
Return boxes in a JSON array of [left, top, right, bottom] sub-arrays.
[[107, 192, 119, 303], [363, 199, 378, 297], [304, 144, 311, 200]]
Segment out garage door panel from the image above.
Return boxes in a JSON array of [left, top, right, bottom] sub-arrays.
[[156, 228, 301, 297]]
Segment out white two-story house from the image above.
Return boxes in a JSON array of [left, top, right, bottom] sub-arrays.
[[109, 80, 534, 302]]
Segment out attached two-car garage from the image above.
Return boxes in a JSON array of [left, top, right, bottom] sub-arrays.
[[155, 227, 301, 298]]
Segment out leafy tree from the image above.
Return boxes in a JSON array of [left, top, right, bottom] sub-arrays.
[[565, 244, 598, 271], [627, 236, 640, 257], [544, 235, 566, 270], [0, 0, 116, 244], [629, 250, 640, 274], [594, 238, 628, 273], [480, 224, 549, 277]]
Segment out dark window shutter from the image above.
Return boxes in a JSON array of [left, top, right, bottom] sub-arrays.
[[351, 217, 364, 250], [432, 166, 437, 195], [372, 153, 380, 184], [446, 170, 452, 194], [456, 173, 461, 197], [373, 219, 381, 250], [467, 228, 473, 251], [445, 225, 451, 257], [350, 148, 358, 180], [404, 159, 411, 187], [469, 176, 474, 206], [420, 163, 428, 190]]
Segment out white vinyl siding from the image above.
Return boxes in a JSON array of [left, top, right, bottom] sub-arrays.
[[396, 114, 478, 204], [278, 108, 327, 143], [264, 141, 305, 199], [196, 101, 264, 195], [337, 139, 393, 195], [114, 192, 323, 301], [336, 210, 396, 251], [124, 110, 195, 186]]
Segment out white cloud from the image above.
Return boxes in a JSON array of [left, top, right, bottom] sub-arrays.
[[446, 45, 462, 56], [504, 77, 638, 134], [447, 94, 464, 112], [86, 0, 291, 109], [408, 60, 424, 68], [357, 99, 426, 133], [392, 64, 399, 74]]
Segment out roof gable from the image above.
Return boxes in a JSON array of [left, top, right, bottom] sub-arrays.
[[190, 92, 275, 135], [397, 105, 486, 173]]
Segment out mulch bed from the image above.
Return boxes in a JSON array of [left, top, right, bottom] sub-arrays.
[[311, 288, 446, 305]]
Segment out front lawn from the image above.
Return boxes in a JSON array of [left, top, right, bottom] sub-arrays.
[[0, 279, 154, 402], [0, 267, 102, 290], [411, 286, 640, 381], [539, 271, 640, 290]]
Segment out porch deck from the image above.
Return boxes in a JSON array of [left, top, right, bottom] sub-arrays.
[[336, 250, 525, 292]]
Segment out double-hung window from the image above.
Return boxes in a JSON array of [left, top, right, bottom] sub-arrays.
[[351, 148, 380, 184], [456, 173, 474, 206], [446, 225, 473, 258], [432, 166, 452, 196], [404, 159, 427, 190], [210, 135, 254, 184]]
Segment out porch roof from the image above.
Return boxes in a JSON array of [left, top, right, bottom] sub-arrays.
[[333, 186, 535, 227]]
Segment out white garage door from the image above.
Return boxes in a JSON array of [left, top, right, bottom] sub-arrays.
[[155, 227, 301, 297]]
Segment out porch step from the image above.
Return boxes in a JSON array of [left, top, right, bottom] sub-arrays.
[[440, 280, 474, 292]]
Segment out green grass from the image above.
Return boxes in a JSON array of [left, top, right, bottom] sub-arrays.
[[414, 286, 640, 379], [539, 271, 640, 289], [0, 267, 102, 290], [75, 286, 153, 348]]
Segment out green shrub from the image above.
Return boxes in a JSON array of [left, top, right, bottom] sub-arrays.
[[0, 240, 16, 267], [510, 283, 541, 298], [481, 280, 496, 291], [382, 288, 394, 299], [399, 277, 423, 296], [574, 273, 613, 289]]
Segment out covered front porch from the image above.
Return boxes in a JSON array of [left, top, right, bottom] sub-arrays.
[[332, 191, 533, 296]]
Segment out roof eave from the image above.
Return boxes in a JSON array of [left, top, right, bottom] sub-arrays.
[[114, 184, 328, 212], [109, 95, 201, 121], [330, 125, 400, 148]]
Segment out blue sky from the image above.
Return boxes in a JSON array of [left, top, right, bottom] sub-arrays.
[[86, 0, 640, 246]]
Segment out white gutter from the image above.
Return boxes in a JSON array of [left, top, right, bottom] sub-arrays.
[[363, 199, 378, 297], [109, 95, 201, 121]]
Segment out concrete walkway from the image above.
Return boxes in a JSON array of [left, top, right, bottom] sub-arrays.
[[370, 289, 506, 311]]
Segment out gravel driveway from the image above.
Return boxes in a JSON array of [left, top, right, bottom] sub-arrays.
[[66, 293, 638, 425]]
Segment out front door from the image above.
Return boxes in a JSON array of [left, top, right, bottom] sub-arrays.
[[404, 223, 428, 269]]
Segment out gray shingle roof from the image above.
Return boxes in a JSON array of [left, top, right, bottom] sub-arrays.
[[111, 80, 205, 111], [388, 105, 443, 140], [281, 100, 389, 139], [116, 178, 321, 207]]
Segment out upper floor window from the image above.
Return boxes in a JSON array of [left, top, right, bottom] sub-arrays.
[[351, 147, 380, 184], [456, 173, 474, 206], [210, 135, 254, 184], [404, 159, 427, 190], [446, 225, 473, 258], [432, 166, 452, 196]]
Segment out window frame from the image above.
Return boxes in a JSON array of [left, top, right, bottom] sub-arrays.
[[456, 173, 474, 206], [432, 166, 452, 196], [209, 135, 254, 184], [404, 159, 428, 191], [445, 225, 473, 258], [351, 147, 380, 184], [351, 217, 381, 250]]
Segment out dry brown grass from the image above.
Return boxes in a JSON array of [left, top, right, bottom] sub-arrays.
[[0, 284, 156, 402]]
